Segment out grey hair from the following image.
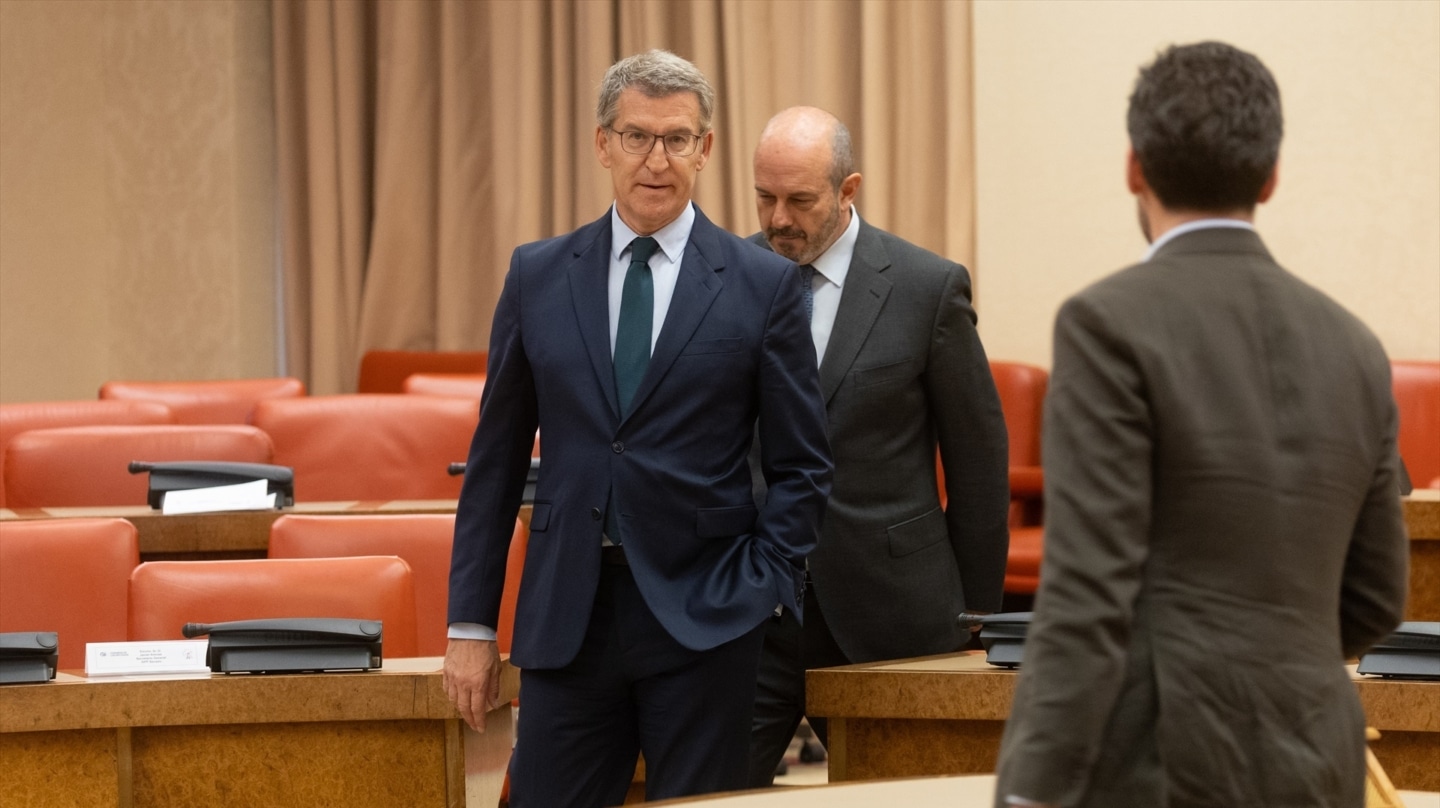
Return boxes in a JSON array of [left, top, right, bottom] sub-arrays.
[[829, 122, 856, 190], [596, 50, 715, 132]]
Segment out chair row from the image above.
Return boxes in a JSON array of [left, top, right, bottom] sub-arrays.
[[0, 514, 530, 670], [94, 350, 489, 415], [0, 394, 481, 507]]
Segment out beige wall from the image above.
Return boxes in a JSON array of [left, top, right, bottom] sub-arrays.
[[973, 0, 1440, 369], [0, 0, 276, 403]]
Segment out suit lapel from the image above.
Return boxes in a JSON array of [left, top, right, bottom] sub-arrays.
[[624, 210, 724, 423], [818, 222, 891, 404], [567, 215, 621, 420]]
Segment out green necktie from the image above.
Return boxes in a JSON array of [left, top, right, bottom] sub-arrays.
[[607, 236, 658, 546], [614, 236, 658, 416]]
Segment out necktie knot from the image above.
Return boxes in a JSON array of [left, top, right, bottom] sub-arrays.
[[629, 236, 659, 266]]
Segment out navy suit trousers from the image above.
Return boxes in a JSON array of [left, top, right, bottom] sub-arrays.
[[508, 558, 767, 807]]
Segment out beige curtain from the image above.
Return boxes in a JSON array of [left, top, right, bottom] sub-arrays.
[[274, 0, 975, 394]]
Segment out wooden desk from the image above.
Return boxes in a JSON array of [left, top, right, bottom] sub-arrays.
[[0, 500, 526, 561], [648, 774, 998, 806], [1405, 490, 1440, 620], [0, 656, 518, 808], [807, 652, 1440, 791], [647, 774, 1440, 808]]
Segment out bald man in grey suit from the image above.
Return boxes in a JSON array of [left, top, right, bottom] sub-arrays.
[[745, 107, 1010, 786]]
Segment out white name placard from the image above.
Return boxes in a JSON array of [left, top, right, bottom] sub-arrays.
[[86, 640, 210, 676]]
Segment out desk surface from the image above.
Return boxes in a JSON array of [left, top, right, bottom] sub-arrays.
[[0, 500, 462, 556], [809, 651, 1439, 732], [647, 775, 1440, 808], [0, 655, 518, 734]]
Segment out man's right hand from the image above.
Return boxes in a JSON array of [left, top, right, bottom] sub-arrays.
[[443, 638, 502, 732]]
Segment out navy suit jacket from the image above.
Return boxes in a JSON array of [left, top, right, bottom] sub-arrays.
[[448, 205, 833, 670]]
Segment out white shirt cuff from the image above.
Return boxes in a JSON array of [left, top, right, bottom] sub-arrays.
[[447, 622, 497, 641]]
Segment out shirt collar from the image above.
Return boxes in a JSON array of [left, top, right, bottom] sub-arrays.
[[809, 207, 861, 287], [1143, 218, 1254, 262], [610, 202, 695, 264]]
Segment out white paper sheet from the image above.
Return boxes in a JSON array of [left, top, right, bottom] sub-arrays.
[[161, 478, 277, 515]]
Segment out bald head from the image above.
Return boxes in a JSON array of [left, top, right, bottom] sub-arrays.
[[756, 106, 855, 191], [753, 107, 861, 264]]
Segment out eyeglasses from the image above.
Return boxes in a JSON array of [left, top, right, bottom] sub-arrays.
[[607, 127, 705, 157]]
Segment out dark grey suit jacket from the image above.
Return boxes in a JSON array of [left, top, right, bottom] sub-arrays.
[[751, 220, 1010, 662], [994, 227, 1409, 807]]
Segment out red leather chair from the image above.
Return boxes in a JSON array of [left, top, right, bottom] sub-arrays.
[[269, 514, 456, 657], [3, 425, 274, 508], [495, 518, 530, 656], [1393, 360, 1440, 489], [251, 394, 478, 502], [989, 361, 1050, 595], [403, 372, 486, 398], [128, 556, 419, 658], [0, 399, 174, 507], [268, 513, 529, 658], [100, 377, 305, 424], [0, 518, 139, 670], [357, 350, 488, 394]]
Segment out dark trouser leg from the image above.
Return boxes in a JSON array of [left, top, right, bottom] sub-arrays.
[[746, 609, 806, 787], [634, 616, 767, 801], [507, 565, 640, 808], [797, 584, 851, 748]]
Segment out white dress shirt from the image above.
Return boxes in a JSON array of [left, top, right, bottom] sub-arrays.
[[805, 208, 861, 363], [1142, 217, 1254, 262]]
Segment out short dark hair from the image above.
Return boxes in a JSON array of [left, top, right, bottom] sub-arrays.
[[1127, 41, 1282, 211]]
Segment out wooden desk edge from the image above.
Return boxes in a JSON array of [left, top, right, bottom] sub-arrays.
[[807, 652, 1440, 733], [0, 655, 520, 734]]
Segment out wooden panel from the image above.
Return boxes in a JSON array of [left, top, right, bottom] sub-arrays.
[[1404, 492, 1440, 620], [1371, 731, 1440, 792], [835, 718, 1003, 782], [131, 721, 447, 807], [0, 659, 519, 808], [809, 652, 1440, 791], [0, 728, 118, 808]]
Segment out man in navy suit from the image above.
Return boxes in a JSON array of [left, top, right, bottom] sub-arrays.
[[443, 50, 832, 807]]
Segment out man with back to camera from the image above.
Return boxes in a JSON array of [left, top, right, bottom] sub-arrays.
[[744, 106, 1011, 786], [442, 51, 832, 807], [994, 42, 1408, 808]]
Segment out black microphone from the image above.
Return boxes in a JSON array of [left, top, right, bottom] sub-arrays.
[[182, 623, 213, 639]]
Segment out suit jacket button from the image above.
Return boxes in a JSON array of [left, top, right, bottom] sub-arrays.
[[611, 441, 624, 453], [591, 507, 602, 520]]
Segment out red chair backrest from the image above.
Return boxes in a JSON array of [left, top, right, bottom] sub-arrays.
[[0, 518, 139, 670], [269, 514, 455, 657], [251, 395, 478, 502], [100, 377, 305, 424], [128, 556, 419, 657], [989, 361, 1049, 468], [496, 519, 530, 656], [358, 351, 488, 394], [0, 400, 175, 507], [3, 425, 274, 508], [1393, 360, 1440, 489], [403, 373, 487, 398]]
